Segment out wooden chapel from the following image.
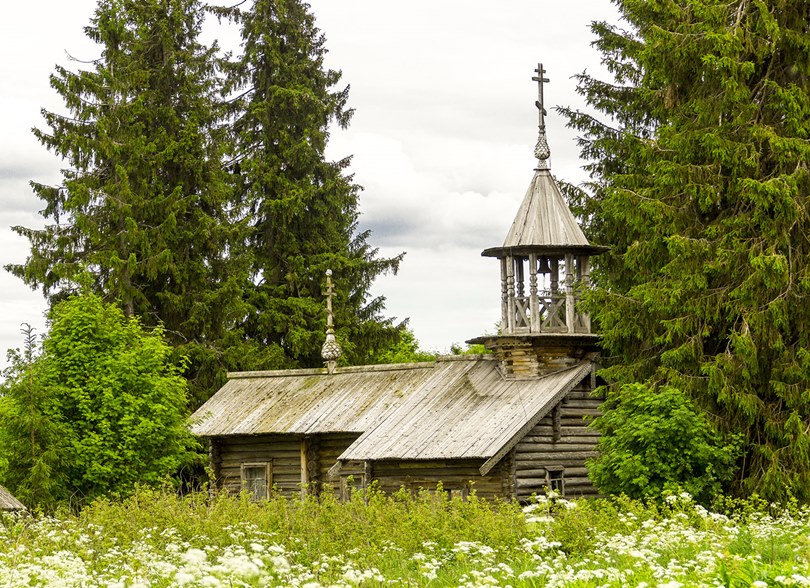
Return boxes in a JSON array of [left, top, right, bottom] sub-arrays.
[[190, 64, 605, 502]]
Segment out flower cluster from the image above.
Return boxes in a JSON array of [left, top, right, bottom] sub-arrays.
[[1, 492, 809, 586]]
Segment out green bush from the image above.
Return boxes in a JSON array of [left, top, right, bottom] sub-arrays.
[[588, 383, 740, 504], [0, 292, 199, 509]]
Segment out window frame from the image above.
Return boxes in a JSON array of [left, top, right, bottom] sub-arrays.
[[545, 466, 565, 495], [241, 461, 272, 500]]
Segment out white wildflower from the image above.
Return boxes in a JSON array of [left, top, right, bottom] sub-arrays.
[[174, 570, 197, 585], [181, 548, 207, 565], [270, 554, 291, 573]]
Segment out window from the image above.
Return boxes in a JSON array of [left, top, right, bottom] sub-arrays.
[[546, 467, 565, 495], [340, 473, 365, 501], [241, 462, 272, 500], [448, 486, 470, 501]]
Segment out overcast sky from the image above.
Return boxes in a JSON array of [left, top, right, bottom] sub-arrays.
[[0, 1, 622, 368]]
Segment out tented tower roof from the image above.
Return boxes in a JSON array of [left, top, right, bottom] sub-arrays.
[[482, 63, 605, 259]]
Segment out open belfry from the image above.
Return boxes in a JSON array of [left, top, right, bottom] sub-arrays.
[[191, 64, 605, 501], [470, 64, 607, 377]]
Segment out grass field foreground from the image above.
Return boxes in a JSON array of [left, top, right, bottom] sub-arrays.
[[1, 486, 809, 586]]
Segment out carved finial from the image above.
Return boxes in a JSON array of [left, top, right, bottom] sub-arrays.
[[321, 269, 342, 374], [532, 63, 551, 170]]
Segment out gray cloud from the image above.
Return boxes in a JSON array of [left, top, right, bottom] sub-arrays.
[[0, 0, 621, 365]]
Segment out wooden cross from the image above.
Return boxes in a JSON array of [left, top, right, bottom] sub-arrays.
[[532, 63, 549, 127]]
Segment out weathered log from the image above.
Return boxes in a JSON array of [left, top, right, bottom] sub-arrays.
[[515, 443, 598, 453]]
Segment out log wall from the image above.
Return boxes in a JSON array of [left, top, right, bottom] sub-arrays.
[[209, 383, 601, 504], [513, 383, 601, 501], [370, 459, 510, 500], [216, 434, 301, 495], [317, 433, 363, 497], [214, 433, 360, 497]]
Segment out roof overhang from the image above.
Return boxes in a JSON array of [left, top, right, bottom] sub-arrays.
[[481, 244, 610, 258]]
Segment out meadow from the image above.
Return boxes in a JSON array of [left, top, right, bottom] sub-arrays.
[[1, 486, 809, 587]]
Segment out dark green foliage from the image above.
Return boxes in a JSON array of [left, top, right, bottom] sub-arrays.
[[0, 293, 198, 508], [450, 343, 490, 356], [588, 383, 739, 505], [11, 0, 404, 408], [0, 326, 66, 510], [8, 0, 249, 408], [219, 0, 403, 371], [565, 0, 810, 501]]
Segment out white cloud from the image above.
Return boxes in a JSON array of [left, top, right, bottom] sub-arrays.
[[0, 0, 622, 366]]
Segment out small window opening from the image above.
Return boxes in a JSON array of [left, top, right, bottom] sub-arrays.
[[546, 466, 565, 495], [448, 486, 469, 501], [241, 462, 271, 500]]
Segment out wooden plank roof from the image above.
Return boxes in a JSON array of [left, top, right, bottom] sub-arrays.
[[192, 356, 594, 475], [503, 169, 589, 249], [190, 361, 441, 437], [0, 484, 25, 511], [338, 360, 592, 467]]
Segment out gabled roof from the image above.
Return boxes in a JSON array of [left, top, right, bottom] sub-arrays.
[[190, 362, 437, 437], [192, 355, 594, 476], [0, 485, 25, 511], [337, 360, 592, 474]]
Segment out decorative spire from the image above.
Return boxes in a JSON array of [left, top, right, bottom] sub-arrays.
[[321, 269, 342, 374], [532, 63, 551, 170]]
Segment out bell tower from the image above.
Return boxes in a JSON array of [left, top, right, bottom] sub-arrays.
[[469, 64, 607, 378]]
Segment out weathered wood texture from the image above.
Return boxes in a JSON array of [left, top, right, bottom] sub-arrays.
[[216, 434, 301, 495], [500, 170, 591, 250], [317, 433, 362, 495], [370, 459, 511, 501], [0, 484, 25, 511], [214, 433, 361, 498], [475, 336, 599, 380], [340, 360, 592, 463], [202, 358, 602, 503], [513, 383, 601, 501], [191, 363, 437, 437]]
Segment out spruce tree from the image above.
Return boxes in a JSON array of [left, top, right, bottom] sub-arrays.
[[9, 0, 247, 406], [566, 0, 810, 501], [220, 0, 402, 369], [0, 325, 65, 510]]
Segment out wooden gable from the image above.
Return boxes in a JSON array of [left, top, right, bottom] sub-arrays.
[[0, 485, 25, 511]]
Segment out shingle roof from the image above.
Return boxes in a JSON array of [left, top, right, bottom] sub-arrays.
[[191, 356, 594, 474], [481, 170, 607, 257], [190, 361, 439, 437], [0, 485, 25, 511], [503, 169, 590, 248], [337, 360, 592, 474]]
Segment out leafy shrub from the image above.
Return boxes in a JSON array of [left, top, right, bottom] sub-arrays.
[[0, 293, 199, 509], [372, 328, 437, 364], [588, 383, 740, 504]]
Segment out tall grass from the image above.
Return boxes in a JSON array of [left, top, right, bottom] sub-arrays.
[[1, 486, 809, 586], [76, 483, 527, 557]]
